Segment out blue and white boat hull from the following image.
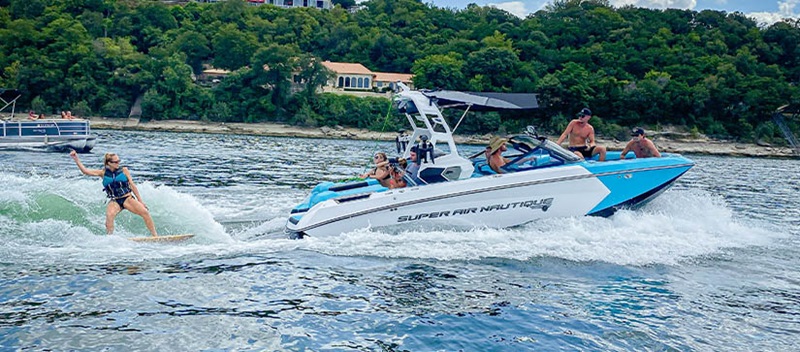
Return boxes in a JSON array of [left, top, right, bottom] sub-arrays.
[[287, 154, 693, 237]]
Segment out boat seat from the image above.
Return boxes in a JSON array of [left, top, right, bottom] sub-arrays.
[[471, 161, 496, 177]]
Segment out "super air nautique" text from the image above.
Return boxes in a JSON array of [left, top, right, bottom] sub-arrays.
[[397, 198, 553, 223]]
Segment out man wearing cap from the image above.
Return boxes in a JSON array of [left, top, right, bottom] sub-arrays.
[[557, 108, 607, 161], [621, 127, 661, 159]]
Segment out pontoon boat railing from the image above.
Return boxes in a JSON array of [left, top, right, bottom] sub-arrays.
[[1, 120, 90, 138]]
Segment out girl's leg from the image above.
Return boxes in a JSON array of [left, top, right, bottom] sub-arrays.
[[123, 197, 158, 236], [105, 201, 122, 234]]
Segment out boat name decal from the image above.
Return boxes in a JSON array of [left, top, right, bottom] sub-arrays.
[[396, 198, 553, 223]]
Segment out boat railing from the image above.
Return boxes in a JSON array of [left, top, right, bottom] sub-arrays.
[[1, 119, 91, 138]]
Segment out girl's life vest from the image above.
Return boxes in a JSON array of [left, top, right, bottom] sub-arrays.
[[103, 167, 132, 199]]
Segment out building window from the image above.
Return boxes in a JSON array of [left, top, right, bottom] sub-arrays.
[[365, 78, 370, 88], [357, 77, 363, 88], [345, 77, 351, 87], [338, 76, 344, 88], [376, 81, 383, 88]]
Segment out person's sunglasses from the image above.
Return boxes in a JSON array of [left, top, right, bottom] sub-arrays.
[[108, 160, 120, 164]]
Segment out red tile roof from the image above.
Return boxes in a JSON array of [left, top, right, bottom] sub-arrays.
[[321, 61, 374, 75], [373, 72, 413, 82]]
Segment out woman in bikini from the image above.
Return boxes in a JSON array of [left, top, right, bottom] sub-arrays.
[[69, 150, 158, 237], [360, 152, 392, 187]]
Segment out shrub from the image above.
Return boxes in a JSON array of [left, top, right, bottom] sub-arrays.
[[72, 101, 92, 117], [31, 96, 48, 114], [101, 98, 131, 118]]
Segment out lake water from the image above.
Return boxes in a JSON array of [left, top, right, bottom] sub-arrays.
[[1, 130, 798, 351]]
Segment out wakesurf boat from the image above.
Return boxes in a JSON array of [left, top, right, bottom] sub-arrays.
[[286, 84, 694, 238]]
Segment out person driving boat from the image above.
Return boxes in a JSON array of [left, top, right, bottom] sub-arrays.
[[488, 137, 510, 173]]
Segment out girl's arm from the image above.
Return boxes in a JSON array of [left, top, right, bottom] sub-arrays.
[[70, 150, 103, 177]]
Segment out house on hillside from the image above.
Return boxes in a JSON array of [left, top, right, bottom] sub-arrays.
[[320, 61, 414, 92], [373, 72, 414, 92], [321, 61, 375, 91], [200, 67, 231, 84]]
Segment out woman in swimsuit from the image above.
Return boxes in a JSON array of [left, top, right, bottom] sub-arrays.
[[69, 150, 158, 237], [360, 152, 392, 187]]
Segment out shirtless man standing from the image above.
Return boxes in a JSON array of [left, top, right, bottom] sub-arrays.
[[621, 127, 661, 159], [557, 108, 607, 161]]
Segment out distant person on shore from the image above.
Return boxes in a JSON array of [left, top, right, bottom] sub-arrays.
[[487, 136, 510, 173], [621, 127, 661, 159], [28, 111, 37, 120], [69, 150, 159, 237], [61, 111, 75, 120], [557, 108, 607, 161], [360, 152, 392, 187]]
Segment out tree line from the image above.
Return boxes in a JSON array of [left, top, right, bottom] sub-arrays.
[[1, 0, 799, 143]]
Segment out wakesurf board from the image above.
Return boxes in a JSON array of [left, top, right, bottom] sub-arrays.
[[129, 234, 194, 243]]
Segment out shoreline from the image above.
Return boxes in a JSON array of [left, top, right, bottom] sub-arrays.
[[87, 117, 797, 158]]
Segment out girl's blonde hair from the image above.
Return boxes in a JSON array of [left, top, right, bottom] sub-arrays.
[[103, 153, 118, 165]]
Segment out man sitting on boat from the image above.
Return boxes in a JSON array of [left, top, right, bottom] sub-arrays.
[[621, 127, 661, 159], [405, 146, 422, 185], [488, 136, 510, 173], [557, 108, 607, 161]]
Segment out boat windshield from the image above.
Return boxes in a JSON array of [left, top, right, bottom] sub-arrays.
[[501, 135, 582, 171]]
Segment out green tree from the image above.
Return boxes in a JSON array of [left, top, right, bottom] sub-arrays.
[[250, 44, 301, 118], [465, 47, 521, 91], [170, 30, 211, 74], [212, 24, 259, 71], [411, 54, 464, 90]]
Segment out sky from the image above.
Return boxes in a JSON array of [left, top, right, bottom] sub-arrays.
[[423, 0, 800, 25]]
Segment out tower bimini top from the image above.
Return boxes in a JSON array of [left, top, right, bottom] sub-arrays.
[[420, 90, 539, 111]]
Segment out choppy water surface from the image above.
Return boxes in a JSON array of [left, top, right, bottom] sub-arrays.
[[1, 130, 798, 351]]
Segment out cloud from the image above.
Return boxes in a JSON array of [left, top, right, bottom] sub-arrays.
[[433, 0, 798, 26], [609, 0, 798, 25], [779, 0, 800, 14], [487, 1, 530, 18], [748, 0, 800, 25]]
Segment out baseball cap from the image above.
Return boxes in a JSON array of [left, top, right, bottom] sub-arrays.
[[630, 127, 645, 136]]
